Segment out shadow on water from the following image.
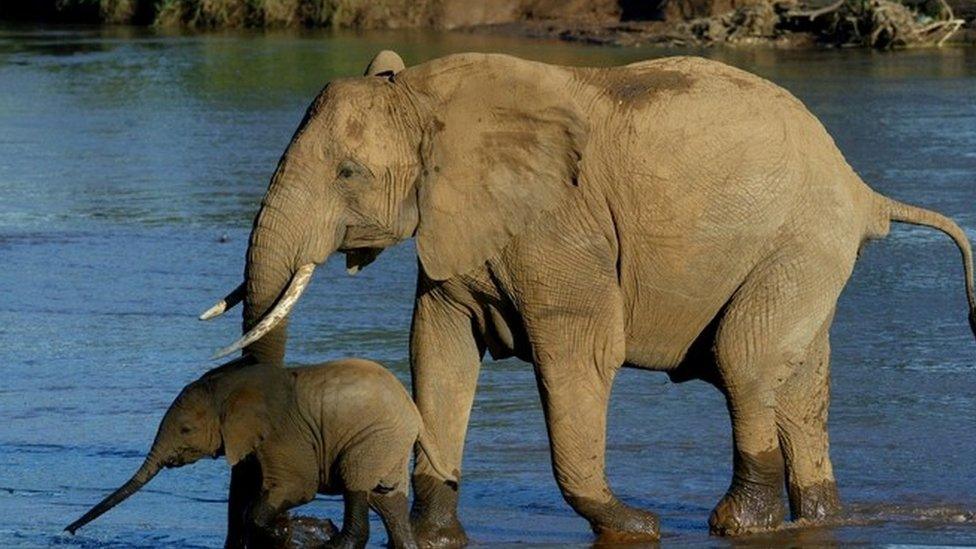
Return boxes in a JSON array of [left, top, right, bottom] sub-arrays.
[[1, 23, 975, 548]]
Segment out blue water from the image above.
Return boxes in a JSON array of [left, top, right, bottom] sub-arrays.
[[1, 25, 975, 547]]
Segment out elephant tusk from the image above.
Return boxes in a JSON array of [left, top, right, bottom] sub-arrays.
[[199, 282, 245, 320], [211, 264, 315, 360]]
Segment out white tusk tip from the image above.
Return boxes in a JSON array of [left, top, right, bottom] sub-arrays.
[[199, 300, 228, 321]]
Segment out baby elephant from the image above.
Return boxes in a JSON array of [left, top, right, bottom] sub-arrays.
[[65, 357, 457, 548]]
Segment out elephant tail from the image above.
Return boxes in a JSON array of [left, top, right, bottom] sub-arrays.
[[877, 194, 976, 340], [416, 428, 459, 488]]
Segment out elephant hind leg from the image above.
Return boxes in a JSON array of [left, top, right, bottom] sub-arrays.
[[707, 376, 787, 536], [709, 248, 850, 536], [326, 491, 370, 549], [775, 326, 841, 523]]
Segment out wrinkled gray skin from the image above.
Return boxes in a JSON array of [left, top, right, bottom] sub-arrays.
[[65, 357, 456, 549], [217, 50, 976, 544]]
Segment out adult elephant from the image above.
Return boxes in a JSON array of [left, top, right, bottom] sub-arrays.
[[202, 50, 975, 544]]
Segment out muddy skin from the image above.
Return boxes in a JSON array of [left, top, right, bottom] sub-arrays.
[[565, 495, 661, 542], [789, 479, 841, 522], [576, 66, 696, 109], [410, 474, 466, 548], [709, 449, 786, 536]]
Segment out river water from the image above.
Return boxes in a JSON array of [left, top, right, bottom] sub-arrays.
[[1, 25, 974, 548]]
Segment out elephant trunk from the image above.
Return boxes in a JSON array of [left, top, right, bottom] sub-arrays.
[[64, 453, 162, 534], [204, 155, 339, 362], [237, 169, 325, 364]]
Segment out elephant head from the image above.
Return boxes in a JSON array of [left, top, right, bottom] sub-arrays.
[[203, 50, 587, 363], [65, 360, 272, 534]]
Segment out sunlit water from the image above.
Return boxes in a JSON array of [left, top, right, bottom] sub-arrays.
[[1, 25, 975, 548]]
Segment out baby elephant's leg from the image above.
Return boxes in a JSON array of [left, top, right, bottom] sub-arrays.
[[225, 458, 261, 549], [370, 490, 416, 549], [246, 482, 316, 548], [326, 491, 370, 549], [245, 496, 293, 548]]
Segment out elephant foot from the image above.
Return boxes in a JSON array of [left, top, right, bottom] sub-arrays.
[[567, 496, 660, 543], [788, 480, 841, 522], [412, 520, 466, 549], [709, 450, 785, 536], [709, 489, 785, 536], [411, 474, 467, 548]]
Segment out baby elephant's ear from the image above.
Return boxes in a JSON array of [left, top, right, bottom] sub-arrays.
[[220, 387, 270, 466]]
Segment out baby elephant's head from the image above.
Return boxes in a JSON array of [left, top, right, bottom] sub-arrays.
[[65, 366, 272, 534], [155, 382, 223, 468]]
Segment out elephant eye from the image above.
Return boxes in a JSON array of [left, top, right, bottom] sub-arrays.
[[337, 160, 370, 181], [180, 425, 193, 434]]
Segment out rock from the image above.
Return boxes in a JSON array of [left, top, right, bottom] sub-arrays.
[[289, 515, 338, 547]]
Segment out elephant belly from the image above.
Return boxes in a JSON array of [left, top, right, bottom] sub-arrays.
[[621, 283, 737, 372], [612, 187, 785, 370]]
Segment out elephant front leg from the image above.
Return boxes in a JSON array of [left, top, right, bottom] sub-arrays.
[[225, 457, 261, 549], [409, 283, 483, 547], [512, 233, 656, 542], [526, 275, 658, 541], [535, 352, 660, 543]]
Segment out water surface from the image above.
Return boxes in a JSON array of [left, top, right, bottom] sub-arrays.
[[1, 25, 975, 547]]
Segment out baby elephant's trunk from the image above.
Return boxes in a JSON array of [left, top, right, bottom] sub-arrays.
[[65, 456, 161, 534]]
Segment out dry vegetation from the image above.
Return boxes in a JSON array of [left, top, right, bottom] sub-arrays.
[[2, 0, 969, 49], [684, 0, 965, 48]]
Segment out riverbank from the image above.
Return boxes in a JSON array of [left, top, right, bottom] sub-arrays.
[[466, 1, 976, 49], [2, 0, 975, 48]]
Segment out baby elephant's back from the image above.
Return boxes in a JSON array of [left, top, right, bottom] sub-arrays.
[[294, 359, 421, 444]]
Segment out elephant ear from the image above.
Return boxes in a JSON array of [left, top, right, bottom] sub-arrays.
[[416, 101, 586, 281], [364, 50, 405, 78], [219, 387, 270, 466]]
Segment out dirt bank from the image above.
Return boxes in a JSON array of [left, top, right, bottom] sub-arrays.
[[2, 0, 974, 48], [479, 0, 975, 48]]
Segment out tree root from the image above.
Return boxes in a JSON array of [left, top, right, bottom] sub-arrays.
[[680, 0, 965, 49]]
